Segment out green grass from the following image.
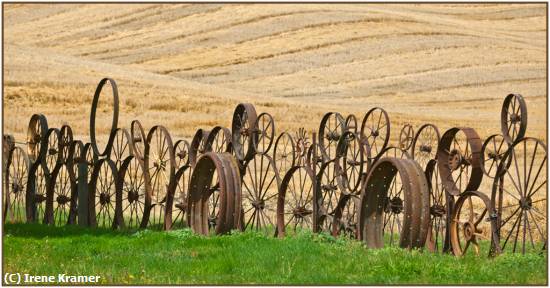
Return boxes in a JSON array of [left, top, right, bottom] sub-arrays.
[[2, 223, 547, 285]]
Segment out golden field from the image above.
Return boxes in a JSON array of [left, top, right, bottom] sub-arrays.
[[3, 3, 547, 146]]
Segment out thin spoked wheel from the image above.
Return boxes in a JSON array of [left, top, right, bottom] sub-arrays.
[[5, 147, 30, 223], [318, 112, 345, 161], [241, 154, 280, 236], [48, 164, 77, 226], [27, 113, 48, 166], [89, 158, 121, 229], [450, 191, 499, 257], [59, 125, 74, 164], [306, 143, 325, 174], [492, 137, 547, 254], [273, 132, 296, 177], [425, 159, 450, 253], [43, 128, 62, 175], [316, 159, 345, 233], [109, 128, 133, 170], [399, 124, 415, 152], [119, 156, 150, 229], [253, 112, 275, 155], [277, 166, 315, 237], [204, 126, 232, 154], [68, 140, 84, 184], [360, 107, 390, 159], [83, 143, 97, 183], [232, 103, 258, 162], [501, 93, 527, 145], [130, 120, 147, 162], [481, 134, 507, 179], [144, 125, 176, 230], [294, 128, 311, 165], [345, 114, 358, 134], [174, 139, 191, 172], [411, 123, 440, 170], [90, 78, 119, 157], [172, 165, 191, 229], [189, 129, 210, 167], [332, 193, 360, 239], [27, 164, 48, 223], [338, 131, 364, 193]]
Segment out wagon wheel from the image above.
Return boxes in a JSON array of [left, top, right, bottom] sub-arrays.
[[253, 112, 275, 155], [172, 165, 191, 229], [398, 124, 414, 152], [276, 166, 315, 237], [425, 159, 451, 253], [242, 154, 280, 235], [306, 143, 324, 174], [27, 113, 48, 166], [48, 164, 77, 226], [68, 140, 83, 183], [119, 156, 150, 229], [273, 132, 296, 177], [204, 126, 232, 154], [173, 139, 191, 172], [4, 147, 29, 223], [316, 160, 345, 233], [232, 103, 258, 162], [338, 132, 364, 193], [332, 193, 360, 238], [109, 128, 133, 170], [437, 128, 483, 196], [144, 125, 176, 230], [411, 124, 440, 170], [491, 137, 547, 254], [345, 114, 358, 134], [294, 128, 311, 165], [130, 120, 147, 162], [360, 107, 390, 159], [59, 125, 74, 164], [481, 134, 507, 179], [318, 112, 345, 161], [90, 78, 119, 157], [83, 143, 98, 183], [450, 191, 499, 257], [27, 164, 48, 223], [501, 93, 527, 145], [189, 129, 210, 167], [89, 159, 121, 229], [43, 128, 62, 175]]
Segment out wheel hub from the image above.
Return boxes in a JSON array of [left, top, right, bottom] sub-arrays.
[[154, 158, 166, 170], [56, 195, 70, 205], [11, 183, 22, 193], [371, 130, 379, 137], [519, 197, 532, 210], [252, 199, 265, 210], [34, 194, 46, 203], [326, 131, 340, 141], [99, 193, 110, 205], [127, 189, 140, 203], [448, 149, 464, 170], [385, 197, 403, 214], [420, 144, 432, 153], [488, 151, 501, 160], [321, 184, 338, 192], [510, 113, 522, 123], [48, 148, 58, 155], [177, 151, 187, 160], [430, 204, 446, 217], [463, 222, 474, 240], [293, 206, 312, 218]]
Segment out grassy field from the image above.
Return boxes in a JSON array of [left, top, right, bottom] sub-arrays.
[[2, 223, 547, 285]]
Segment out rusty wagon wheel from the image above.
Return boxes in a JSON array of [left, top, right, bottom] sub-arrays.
[[273, 132, 296, 177], [130, 120, 147, 162], [491, 137, 547, 254], [187, 152, 242, 235], [338, 131, 364, 193], [450, 191, 500, 257], [43, 128, 62, 176], [232, 103, 258, 162], [360, 107, 390, 160], [27, 113, 48, 166], [172, 163, 191, 229], [425, 159, 451, 253], [4, 146, 30, 223], [294, 128, 311, 165], [481, 134, 508, 179], [174, 139, 191, 172], [47, 164, 77, 226], [82, 143, 98, 183], [411, 123, 440, 170], [89, 158, 121, 229], [437, 127, 483, 197], [306, 143, 324, 173], [253, 112, 275, 155], [68, 140, 83, 183], [501, 93, 527, 145], [119, 155, 150, 229], [345, 114, 358, 134], [110, 128, 133, 170], [144, 125, 176, 230], [277, 166, 315, 237], [241, 154, 280, 235], [59, 125, 74, 164], [316, 159, 345, 233], [332, 193, 360, 239], [318, 112, 345, 162], [399, 124, 415, 152], [189, 129, 210, 167], [204, 126, 232, 154], [90, 78, 119, 158], [26, 164, 48, 223]]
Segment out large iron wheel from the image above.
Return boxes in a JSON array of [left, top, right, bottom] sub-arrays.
[[90, 78, 119, 157], [204, 126, 232, 154], [172, 164, 191, 229], [345, 114, 358, 134]]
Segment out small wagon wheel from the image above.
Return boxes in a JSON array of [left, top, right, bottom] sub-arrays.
[[398, 123, 415, 152], [276, 166, 315, 237], [253, 112, 275, 155], [241, 154, 280, 235], [411, 124, 440, 170], [83, 143, 98, 183], [273, 132, 296, 176], [89, 158, 121, 229], [144, 125, 176, 230], [316, 159, 345, 233], [130, 120, 147, 162], [501, 93, 527, 145], [232, 103, 258, 162], [189, 129, 210, 167], [4, 147, 30, 223], [345, 114, 358, 134], [332, 193, 360, 238], [26, 164, 48, 223], [42, 128, 62, 175], [173, 139, 191, 172], [59, 125, 74, 164], [437, 127, 483, 196], [318, 112, 345, 161], [68, 140, 84, 183], [27, 113, 48, 166], [172, 164, 191, 229], [90, 78, 119, 157], [109, 128, 133, 170], [360, 107, 390, 159], [450, 191, 500, 257], [425, 159, 451, 253], [491, 137, 547, 254], [338, 131, 364, 193], [204, 126, 232, 154], [119, 155, 150, 229], [47, 164, 77, 226], [481, 134, 507, 178]]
